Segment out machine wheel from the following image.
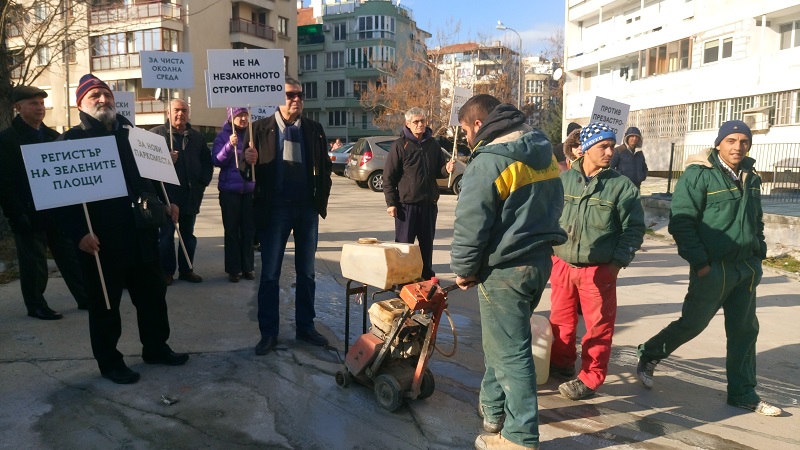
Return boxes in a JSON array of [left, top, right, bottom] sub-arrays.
[[367, 171, 384, 192], [451, 175, 463, 196], [335, 370, 352, 388], [374, 374, 404, 412], [356, 180, 369, 188], [418, 369, 435, 399]]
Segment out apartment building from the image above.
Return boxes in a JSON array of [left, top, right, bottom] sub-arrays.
[[564, 0, 800, 171], [8, 0, 297, 135], [522, 56, 556, 127], [297, 0, 430, 142], [428, 42, 520, 105]]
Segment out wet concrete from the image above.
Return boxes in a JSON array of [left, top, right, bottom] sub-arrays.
[[1, 174, 798, 449]]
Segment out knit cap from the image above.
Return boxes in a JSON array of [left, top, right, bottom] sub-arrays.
[[228, 107, 248, 119], [714, 120, 752, 147], [579, 122, 617, 152], [75, 74, 112, 107]]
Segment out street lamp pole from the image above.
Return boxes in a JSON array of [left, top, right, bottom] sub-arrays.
[[496, 21, 522, 109]]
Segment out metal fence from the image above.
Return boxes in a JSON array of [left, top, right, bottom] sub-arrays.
[[666, 143, 800, 202]]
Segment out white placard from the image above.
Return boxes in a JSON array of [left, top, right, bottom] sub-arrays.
[[113, 91, 135, 126], [206, 49, 285, 108], [449, 86, 474, 126], [140, 51, 194, 89], [127, 127, 180, 185], [590, 96, 630, 143], [21, 137, 128, 210], [249, 106, 279, 121]]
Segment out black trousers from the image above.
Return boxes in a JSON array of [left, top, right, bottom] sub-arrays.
[[219, 191, 255, 275], [79, 251, 171, 371], [14, 226, 88, 313], [394, 202, 438, 279]]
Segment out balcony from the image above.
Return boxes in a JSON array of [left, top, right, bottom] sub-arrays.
[[230, 18, 276, 42], [89, 1, 182, 25], [91, 53, 141, 71]]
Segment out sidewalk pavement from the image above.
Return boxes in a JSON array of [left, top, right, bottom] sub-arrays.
[[1, 174, 798, 449]]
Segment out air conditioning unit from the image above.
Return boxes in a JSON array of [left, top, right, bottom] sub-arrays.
[[322, 24, 331, 32], [742, 106, 770, 132]]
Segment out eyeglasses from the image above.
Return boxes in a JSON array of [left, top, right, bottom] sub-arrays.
[[286, 91, 305, 100], [410, 119, 426, 125]]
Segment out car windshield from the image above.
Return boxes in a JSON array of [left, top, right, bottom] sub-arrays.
[[333, 144, 352, 153]]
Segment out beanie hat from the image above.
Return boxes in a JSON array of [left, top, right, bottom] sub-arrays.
[[75, 74, 112, 107], [566, 122, 582, 135], [227, 107, 248, 121], [579, 122, 617, 152], [624, 126, 641, 137], [715, 120, 752, 147]]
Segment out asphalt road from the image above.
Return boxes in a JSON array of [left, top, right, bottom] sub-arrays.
[[0, 173, 798, 449]]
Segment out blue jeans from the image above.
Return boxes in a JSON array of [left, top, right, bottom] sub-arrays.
[[257, 204, 319, 338], [159, 213, 197, 275]]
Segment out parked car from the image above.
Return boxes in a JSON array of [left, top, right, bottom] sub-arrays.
[[435, 136, 472, 163], [328, 142, 354, 176], [344, 136, 466, 195]]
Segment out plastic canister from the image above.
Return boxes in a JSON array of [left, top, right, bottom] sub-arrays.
[[530, 314, 553, 385], [340, 240, 422, 289]]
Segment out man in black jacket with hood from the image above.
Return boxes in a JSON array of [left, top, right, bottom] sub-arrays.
[[383, 107, 454, 279], [58, 74, 188, 384]]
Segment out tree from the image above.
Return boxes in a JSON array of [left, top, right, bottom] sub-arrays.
[[538, 28, 565, 144]]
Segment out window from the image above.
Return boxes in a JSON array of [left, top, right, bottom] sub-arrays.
[[327, 80, 345, 98], [299, 54, 317, 71], [278, 16, 289, 36], [302, 82, 317, 99], [328, 110, 347, 127], [303, 110, 319, 122], [326, 51, 345, 69], [526, 79, 544, 94], [64, 40, 76, 64], [357, 15, 395, 39], [333, 22, 347, 41], [33, 1, 47, 22], [703, 37, 733, 64], [37, 46, 50, 66], [779, 21, 800, 50], [638, 38, 691, 78], [348, 46, 395, 69], [10, 53, 23, 78], [353, 80, 368, 98]]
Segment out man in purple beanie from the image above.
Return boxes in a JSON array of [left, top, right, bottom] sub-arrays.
[[637, 120, 782, 417], [56, 74, 188, 384]]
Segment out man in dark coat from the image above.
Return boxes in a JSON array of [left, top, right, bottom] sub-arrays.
[[0, 85, 88, 320], [383, 107, 454, 279], [243, 78, 332, 355], [57, 74, 188, 384], [610, 126, 648, 188], [150, 99, 212, 284]]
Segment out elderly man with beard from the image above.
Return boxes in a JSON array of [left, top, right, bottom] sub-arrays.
[[56, 74, 189, 384]]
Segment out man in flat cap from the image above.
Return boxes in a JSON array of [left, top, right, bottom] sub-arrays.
[[0, 85, 88, 320], [636, 120, 782, 417]]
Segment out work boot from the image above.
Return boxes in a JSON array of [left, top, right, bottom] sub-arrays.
[[549, 363, 576, 378], [558, 378, 595, 400], [477, 404, 505, 433], [474, 433, 539, 450], [729, 400, 782, 417], [637, 355, 660, 389]]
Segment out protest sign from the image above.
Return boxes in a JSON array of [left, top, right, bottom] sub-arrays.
[[113, 91, 135, 126], [448, 86, 473, 126], [590, 97, 630, 143], [21, 137, 127, 210], [128, 127, 180, 185], [250, 106, 279, 121], [206, 49, 285, 108], [140, 51, 194, 89]]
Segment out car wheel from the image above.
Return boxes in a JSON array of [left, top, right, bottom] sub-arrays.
[[356, 181, 368, 188], [367, 171, 383, 192], [451, 175, 462, 196]]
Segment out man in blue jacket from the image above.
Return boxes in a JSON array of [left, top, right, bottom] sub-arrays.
[[451, 94, 566, 450], [610, 126, 647, 188]]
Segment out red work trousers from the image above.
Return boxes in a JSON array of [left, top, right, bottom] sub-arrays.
[[549, 256, 618, 390]]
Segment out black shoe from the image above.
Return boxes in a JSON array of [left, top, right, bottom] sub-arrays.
[[101, 366, 140, 384], [77, 303, 89, 310], [296, 328, 329, 347], [550, 364, 577, 378], [228, 273, 240, 283], [637, 355, 660, 389], [242, 271, 255, 280], [178, 271, 203, 283], [27, 306, 63, 320], [142, 350, 189, 366], [255, 336, 277, 355], [559, 378, 596, 401]]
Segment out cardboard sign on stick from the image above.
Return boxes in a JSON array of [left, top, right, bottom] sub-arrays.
[[113, 91, 135, 126], [21, 137, 128, 210], [250, 106, 279, 121], [449, 86, 474, 126], [140, 51, 194, 89], [589, 97, 631, 143], [127, 127, 180, 185], [206, 49, 285, 108]]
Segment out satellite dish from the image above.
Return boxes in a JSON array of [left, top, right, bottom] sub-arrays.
[[552, 68, 564, 80]]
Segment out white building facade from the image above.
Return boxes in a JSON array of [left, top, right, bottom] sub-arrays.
[[563, 0, 800, 172]]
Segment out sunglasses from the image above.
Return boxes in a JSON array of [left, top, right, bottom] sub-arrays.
[[286, 91, 305, 100]]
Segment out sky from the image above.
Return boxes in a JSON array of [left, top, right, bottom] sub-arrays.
[[400, 0, 565, 56]]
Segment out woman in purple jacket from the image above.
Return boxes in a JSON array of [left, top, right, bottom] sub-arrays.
[[212, 108, 256, 282]]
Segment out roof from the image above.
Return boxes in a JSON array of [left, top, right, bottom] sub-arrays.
[[297, 7, 315, 26], [428, 42, 481, 56]]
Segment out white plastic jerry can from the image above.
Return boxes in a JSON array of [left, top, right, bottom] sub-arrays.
[[530, 314, 553, 385]]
